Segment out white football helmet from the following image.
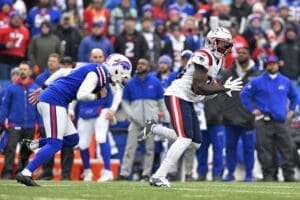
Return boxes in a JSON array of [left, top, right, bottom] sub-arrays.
[[205, 27, 233, 59], [104, 53, 132, 84]]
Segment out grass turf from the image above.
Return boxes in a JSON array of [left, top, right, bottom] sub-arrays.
[[0, 180, 300, 200]]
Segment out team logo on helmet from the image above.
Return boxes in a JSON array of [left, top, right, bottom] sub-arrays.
[[113, 59, 131, 70]]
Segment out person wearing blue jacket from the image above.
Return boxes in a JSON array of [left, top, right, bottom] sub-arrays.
[[0, 62, 41, 179], [240, 55, 299, 182], [77, 21, 113, 62]]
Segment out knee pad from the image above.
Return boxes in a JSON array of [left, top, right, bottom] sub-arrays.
[[176, 137, 192, 150], [191, 142, 201, 149], [95, 132, 108, 144], [62, 133, 79, 147]]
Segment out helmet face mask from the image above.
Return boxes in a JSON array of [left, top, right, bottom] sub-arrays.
[[104, 54, 132, 85], [206, 27, 233, 59]]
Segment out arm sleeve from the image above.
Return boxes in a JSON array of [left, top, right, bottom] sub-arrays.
[[76, 72, 98, 101], [0, 89, 11, 124], [44, 68, 72, 86], [288, 82, 299, 111], [110, 84, 123, 112], [239, 81, 256, 113]]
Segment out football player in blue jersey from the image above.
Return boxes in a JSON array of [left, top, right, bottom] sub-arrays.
[[16, 53, 132, 186]]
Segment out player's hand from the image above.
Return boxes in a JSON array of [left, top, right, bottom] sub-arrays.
[[106, 110, 115, 120], [29, 88, 43, 105], [286, 111, 294, 122], [252, 109, 261, 116], [97, 87, 107, 99], [223, 77, 243, 97]]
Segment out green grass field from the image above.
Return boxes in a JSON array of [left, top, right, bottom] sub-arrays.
[[1, 180, 300, 200]]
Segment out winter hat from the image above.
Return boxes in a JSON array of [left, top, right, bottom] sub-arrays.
[[158, 55, 172, 68]]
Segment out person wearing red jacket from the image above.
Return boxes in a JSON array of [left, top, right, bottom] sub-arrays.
[[0, 11, 30, 80], [83, 0, 110, 36]]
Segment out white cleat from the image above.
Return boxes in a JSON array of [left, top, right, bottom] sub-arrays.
[[81, 169, 93, 181], [149, 176, 171, 188], [97, 169, 114, 182]]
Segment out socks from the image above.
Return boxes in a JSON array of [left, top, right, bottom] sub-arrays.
[[29, 140, 40, 150], [26, 138, 62, 173], [100, 136, 111, 170], [80, 149, 90, 169], [152, 125, 178, 141], [62, 134, 79, 147], [154, 137, 191, 178], [21, 168, 32, 176]]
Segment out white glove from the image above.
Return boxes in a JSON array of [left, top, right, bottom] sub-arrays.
[[223, 76, 243, 97]]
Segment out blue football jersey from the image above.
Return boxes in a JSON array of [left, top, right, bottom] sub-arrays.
[[39, 63, 109, 107]]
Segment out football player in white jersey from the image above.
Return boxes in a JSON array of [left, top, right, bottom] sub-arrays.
[[139, 27, 243, 187]]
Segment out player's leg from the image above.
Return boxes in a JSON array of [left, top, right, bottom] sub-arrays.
[[196, 128, 211, 181], [139, 121, 177, 142], [60, 116, 78, 180], [151, 96, 193, 187], [223, 125, 240, 181], [17, 102, 67, 186], [77, 118, 95, 181], [211, 125, 225, 181], [240, 127, 255, 182], [94, 109, 114, 182]]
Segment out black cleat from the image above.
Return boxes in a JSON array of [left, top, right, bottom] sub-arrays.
[[138, 119, 156, 142], [16, 172, 40, 187], [18, 139, 32, 171]]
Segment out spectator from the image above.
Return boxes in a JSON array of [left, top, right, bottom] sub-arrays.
[[151, 55, 175, 89], [224, 21, 249, 68], [77, 20, 113, 62], [63, 0, 84, 33], [0, 62, 41, 179], [0, 0, 14, 27], [274, 23, 300, 96], [265, 17, 285, 50], [141, 17, 162, 69], [54, 12, 82, 60], [161, 22, 191, 71], [230, 0, 251, 26], [0, 11, 30, 81], [166, 7, 180, 29], [220, 47, 259, 182], [26, 0, 61, 36], [28, 21, 61, 75], [169, 0, 195, 20], [83, 0, 110, 36], [104, 0, 137, 11], [108, 0, 137, 36], [240, 55, 298, 182], [154, 19, 170, 49], [152, 0, 168, 21], [119, 58, 167, 181], [114, 16, 149, 73]]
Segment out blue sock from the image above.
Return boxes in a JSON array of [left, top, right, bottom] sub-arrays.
[[38, 138, 47, 148], [27, 138, 62, 172], [100, 136, 111, 170], [80, 149, 90, 169], [62, 134, 79, 147]]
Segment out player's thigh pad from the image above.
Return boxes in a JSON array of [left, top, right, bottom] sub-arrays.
[[77, 117, 96, 149], [37, 102, 68, 140], [94, 108, 110, 143]]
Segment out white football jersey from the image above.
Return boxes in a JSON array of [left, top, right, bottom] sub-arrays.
[[165, 48, 223, 103]]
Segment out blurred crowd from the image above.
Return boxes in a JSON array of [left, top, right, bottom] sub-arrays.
[[1, 0, 300, 182]]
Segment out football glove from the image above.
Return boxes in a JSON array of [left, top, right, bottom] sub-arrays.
[[223, 76, 243, 97]]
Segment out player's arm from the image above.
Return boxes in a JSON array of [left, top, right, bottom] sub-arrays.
[[192, 64, 229, 95], [105, 84, 123, 121], [43, 68, 73, 88], [77, 72, 107, 101]]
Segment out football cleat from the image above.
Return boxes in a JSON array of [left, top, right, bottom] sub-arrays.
[[82, 169, 93, 181], [18, 139, 33, 171], [223, 174, 235, 182], [97, 169, 114, 182], [149, 176, 171, 188], [138, 119, 156, 142], [16, 172, 40, 187]]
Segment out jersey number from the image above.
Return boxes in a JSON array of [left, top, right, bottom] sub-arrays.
[[10, 32, 24, 48]]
